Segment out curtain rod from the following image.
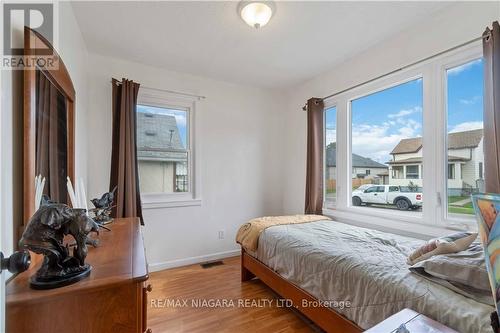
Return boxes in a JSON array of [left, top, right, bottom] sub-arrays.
[[302, 32, 490, 111], [112, 79, 206, 100]]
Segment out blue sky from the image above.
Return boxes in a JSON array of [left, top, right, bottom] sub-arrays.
[[325, 58, 484, 164], [137, 104, 188, 147], [447, 58, 484, 132]]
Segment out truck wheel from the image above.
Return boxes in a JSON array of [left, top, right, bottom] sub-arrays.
[[352, 196, 362, 206], [396, 198, 410, 210]]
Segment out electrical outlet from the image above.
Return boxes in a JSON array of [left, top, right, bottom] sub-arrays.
[[218, 230, 225, 239]]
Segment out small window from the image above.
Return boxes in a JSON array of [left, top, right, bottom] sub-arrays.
[[448, 164, 455, 180], [392, 166, 404, 179], [406, 165, 419, 179], [366, 170, 371, 175], [479, 162, 483, 179], [136, 104, 189, 194], [324, 107, 337, 208], [376, 186, 385, 193], [365, 186, 378, 193], [389, 186, 400, 192]]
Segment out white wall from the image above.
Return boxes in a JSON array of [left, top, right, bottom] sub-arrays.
[[59, 2, 90, 186], [0, 2, 89, 259], [0, 39, 22, 264], [86, 54, 285, 270], [281, 2, 500, 215]]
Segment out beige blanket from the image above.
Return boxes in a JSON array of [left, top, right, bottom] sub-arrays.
[[236, 214, 330, 251]]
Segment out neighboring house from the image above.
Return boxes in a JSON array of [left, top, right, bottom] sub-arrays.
[[136, 112, 188, 193], [326, 143, 389, 183], [388, 129, 484, 194]]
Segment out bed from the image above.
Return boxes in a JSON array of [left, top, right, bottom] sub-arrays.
[[240, 219, 494, 333]]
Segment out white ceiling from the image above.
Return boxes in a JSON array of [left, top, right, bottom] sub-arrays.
[[71, 1, 452, 89]]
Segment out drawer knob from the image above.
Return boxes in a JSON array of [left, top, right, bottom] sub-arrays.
[[146, 329, 152, 333], [146, 284, 152, 292]]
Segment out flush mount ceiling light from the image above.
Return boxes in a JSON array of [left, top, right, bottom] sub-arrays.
[[238, 1, 275, 29]]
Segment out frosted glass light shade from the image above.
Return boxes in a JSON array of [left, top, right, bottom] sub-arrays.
[[239, 2, 274, 29]]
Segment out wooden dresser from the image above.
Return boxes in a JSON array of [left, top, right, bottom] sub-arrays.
[[6, 218, 151, 333]]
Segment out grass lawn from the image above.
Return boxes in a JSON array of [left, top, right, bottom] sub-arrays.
[[448, 196, 474, 215], [448, 206, 474, 215]]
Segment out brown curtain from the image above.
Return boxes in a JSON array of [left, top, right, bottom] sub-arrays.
[[35, 70, 68, 203], [483, 21, 500, 194], [305, 98, 325, 214], [110, 78, 144, 224]]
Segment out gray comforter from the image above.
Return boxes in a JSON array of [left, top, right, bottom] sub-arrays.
[[254, 220, 493, 332]]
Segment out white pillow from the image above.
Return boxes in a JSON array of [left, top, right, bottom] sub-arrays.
[[407, 232, 478, 265]]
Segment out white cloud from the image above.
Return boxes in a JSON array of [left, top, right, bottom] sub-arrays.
[[459, 96, 481, 105], [387, 106, 422, 119], [449, 121, 483, 133], [352, 118, 421, 163], [447, 58, 482, 76], [326, 129, 336, 146]]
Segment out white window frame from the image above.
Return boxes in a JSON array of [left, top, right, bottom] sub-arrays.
[[438, 47, 484, 227], [322, 41, 482, 237], [137, 87, 202, 209]]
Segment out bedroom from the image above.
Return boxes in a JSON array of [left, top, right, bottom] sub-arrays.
[[0, 1, 499, 332]]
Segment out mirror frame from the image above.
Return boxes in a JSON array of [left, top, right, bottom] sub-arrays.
[[23, 27, 75, 225]]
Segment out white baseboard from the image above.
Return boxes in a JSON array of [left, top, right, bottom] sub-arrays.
[[148, 249, 241, 272]]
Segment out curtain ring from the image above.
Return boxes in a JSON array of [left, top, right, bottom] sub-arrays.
[[484, 31, 492, 42]]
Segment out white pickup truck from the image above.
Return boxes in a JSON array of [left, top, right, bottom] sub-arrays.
[[352, 185, 422, 211]]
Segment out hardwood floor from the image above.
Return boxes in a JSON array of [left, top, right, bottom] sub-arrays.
[[148, 256, 319, 333]]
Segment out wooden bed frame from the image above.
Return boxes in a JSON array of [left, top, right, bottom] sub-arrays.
[[241, 249, 362, 333]]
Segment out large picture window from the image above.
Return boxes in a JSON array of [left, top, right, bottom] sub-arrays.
[[321, 44, 483, 231], [350, 78, 423, 213]]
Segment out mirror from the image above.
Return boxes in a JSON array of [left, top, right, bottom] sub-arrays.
[[35, 69, 69, 204], [23, 27, 75, 225]]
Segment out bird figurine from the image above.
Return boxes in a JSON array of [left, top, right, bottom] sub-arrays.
[[90, 186, 117, 224], [41, 194, 56, 207], [91, 186, 117, 209]]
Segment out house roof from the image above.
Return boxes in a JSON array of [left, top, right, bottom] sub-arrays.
[[388, 155, 470, 165], [448, 129, 483, 149], [326, 143, 387, 169], [391, 129, 483, 154], [391, 137, 422, 154], [137, 112, 186, 162]]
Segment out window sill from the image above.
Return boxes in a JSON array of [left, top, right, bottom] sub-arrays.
[[344, 205, 423, 222], [142, 198, 202, 209], [322, 207, 473, 240]]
